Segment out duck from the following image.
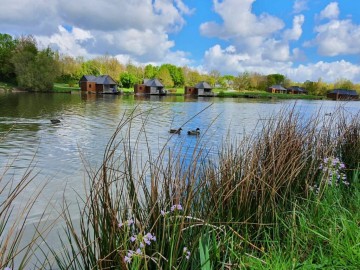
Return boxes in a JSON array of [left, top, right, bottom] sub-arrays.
[[50, 119, 61, 124], [187, 128, 200, 135], [169, 128, 182, 134]]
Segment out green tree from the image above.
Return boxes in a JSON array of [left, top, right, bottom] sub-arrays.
[[126, 62, 144, 82], [0, 33, 17, 82], [182, 67, 202, 86], [234, 72, 251, 90], [144, 64, 158, 79], [12, 36, 59, 91], [119, 72, 138, 88], [266, 73, 285, 87], [81, 59, 101, 76], [32, 48, 60, 91], [157, 66, 173, 87], [161, 64, 184, 87], [334, 78, 354, 90], [208, 69, 221, 87], [11, 35, 38, 89]]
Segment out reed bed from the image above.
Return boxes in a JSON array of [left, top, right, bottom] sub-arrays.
[[2, 106, 360, 269]]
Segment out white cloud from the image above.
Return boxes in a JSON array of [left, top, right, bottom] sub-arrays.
[[200, 0, 284, 39], [319, 2, 339, 20], [293, 0, 308, 14], [203, 44, 291, 75], [36, 26, 94, 57], [283, 15, 305, 41], [310, 3, 360, 56], [203, 45, 360, 83], [0, 0, 193, 64], [289, 60, 360, 83], [200, 0, 304, 63]]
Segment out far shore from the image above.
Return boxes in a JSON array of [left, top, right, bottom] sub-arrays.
[[1, 82, 356, 101]]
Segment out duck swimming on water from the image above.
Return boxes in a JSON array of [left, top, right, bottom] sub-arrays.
[[50, 119, 61, 124], [169, 128, 182, 134], [187, 128, 200, 135]]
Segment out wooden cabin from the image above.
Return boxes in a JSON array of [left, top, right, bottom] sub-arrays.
[[194, 81, 214, 97], [327, 89, 359, 100], [134, 79, 166, 95], [267, 85, 287, 93], [184, 86, 197, 96], [287, 86, 307, 94], [79, 75, 118, 94]]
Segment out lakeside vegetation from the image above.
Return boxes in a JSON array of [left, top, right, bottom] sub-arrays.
[[1, 107, 360, 269], [1, 33, 360, 98]]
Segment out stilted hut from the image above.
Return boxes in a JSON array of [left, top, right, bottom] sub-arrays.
[[134, 79, 166, 95], [267, 85, 287, 93], [194, 81, 214, 97], [327, 89, 359, 100], [287, 86, 307, 94], [79, 75, 119, 94]]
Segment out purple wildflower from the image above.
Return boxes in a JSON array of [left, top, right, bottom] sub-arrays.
[[130, 235, 137, 242], [124, 256, 131, 263], [183, 247, 191, 260], [171, 204, 183, 212], [161, 210, 166, 216], [136, 248, 142, 255], [144, 239, 151, 245]]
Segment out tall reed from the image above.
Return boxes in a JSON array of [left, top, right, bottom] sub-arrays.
[[45, 106, 360, 269]]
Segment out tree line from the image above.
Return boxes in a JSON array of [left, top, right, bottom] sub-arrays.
[[1, 33, 359, 94]]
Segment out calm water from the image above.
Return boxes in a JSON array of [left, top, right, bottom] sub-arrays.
[[0, 92, 359, 225]]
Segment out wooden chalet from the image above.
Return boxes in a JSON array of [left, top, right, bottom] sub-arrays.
[[79, 75, 118, 94], [327, 89, 359, 100], [134, 79, 166, 95], [287, 86, 307, 94], [185, 81, 214, 97], [267, 85, 287, 94]]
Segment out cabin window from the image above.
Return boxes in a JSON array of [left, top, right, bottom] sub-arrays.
[[89, 84, 92, 88]]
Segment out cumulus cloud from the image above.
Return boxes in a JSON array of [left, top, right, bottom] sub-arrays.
[[289, 60, 360, 83], [293, 0, 308, 14], [283, 15, 305, 41], [203, 44, 292, 75], [318, 2, 339, 20], [200, 0, 284, 39], [310, 3, 360, 56], [0, 0, 193, 64], [36, 26, 94, 57], [200, 0, 303, 63], [203, 44, 360, 83]]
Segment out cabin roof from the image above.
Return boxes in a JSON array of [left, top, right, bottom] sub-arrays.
[[269, 84, 287, 90], [329, 89, 359, 96], [287, 86, 307, 92], [79, 75, 117, 85], [144, 78, 164, 87], [95, 75, 117, 85], [195, 81, 212, 89], [79, 75, 97, 82]]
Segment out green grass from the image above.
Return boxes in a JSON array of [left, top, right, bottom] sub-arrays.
[[52, 83, 80, 92], [214, 89, 324, 100]]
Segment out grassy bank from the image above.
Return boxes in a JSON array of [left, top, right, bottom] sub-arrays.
[[214, 89, 324, 100], [52, 83, 80, 93], [1, 107, 360, 269]]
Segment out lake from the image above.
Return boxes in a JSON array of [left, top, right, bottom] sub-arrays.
[[0, 92, 359, 225]]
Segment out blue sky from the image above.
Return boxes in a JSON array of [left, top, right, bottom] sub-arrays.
[[1, 0, 360, 83]]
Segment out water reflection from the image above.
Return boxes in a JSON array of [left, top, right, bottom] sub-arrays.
[[0, 92, 359, 224]]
